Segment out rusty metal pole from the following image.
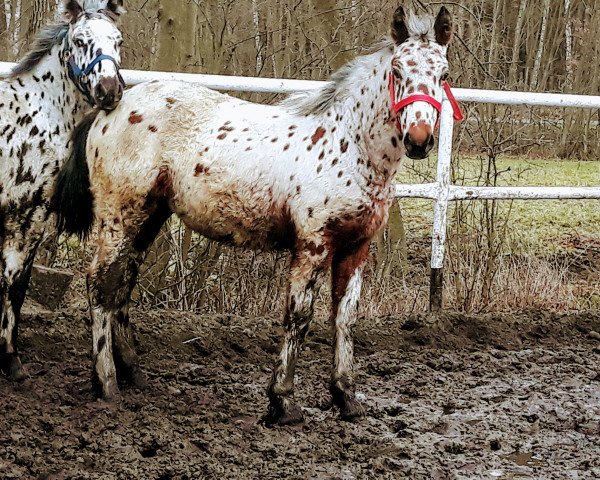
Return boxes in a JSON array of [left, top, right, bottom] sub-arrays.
[[429, 97, 454, 312]]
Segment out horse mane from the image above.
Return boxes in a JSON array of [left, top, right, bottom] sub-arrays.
[[4, 22, 70, 79], [282, 9, 436, 116], [282, 39, 394, 116], [406, 10, 436, 42]]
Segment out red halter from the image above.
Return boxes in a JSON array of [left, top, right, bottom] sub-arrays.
[[389, 73, 463, 133]]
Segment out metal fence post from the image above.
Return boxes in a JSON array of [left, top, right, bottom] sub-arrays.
[[429, 98, 455, 311]]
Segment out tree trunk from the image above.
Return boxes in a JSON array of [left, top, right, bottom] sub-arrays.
[[487, 0, 501, 80], [251, 0, 263, 75], [508, 0, 527, 86], [0, 0, 9, 60], [530, 0, 550, 91], [153, 1, 197, 72], [376, 199, 407, 279], [312, 0, 350, 74], [564, 0, 573, 91]]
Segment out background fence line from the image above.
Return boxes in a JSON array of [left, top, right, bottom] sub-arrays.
[[3, 61, 600, 310]]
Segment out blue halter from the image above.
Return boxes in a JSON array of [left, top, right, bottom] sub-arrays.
[[68, 53, 125, 105]]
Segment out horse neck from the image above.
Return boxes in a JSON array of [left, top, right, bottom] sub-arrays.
[[10, 44, 89, 132], [327, 49, 405, 185]]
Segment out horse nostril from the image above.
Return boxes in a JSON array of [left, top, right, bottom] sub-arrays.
[[95, 83, 107, 101]]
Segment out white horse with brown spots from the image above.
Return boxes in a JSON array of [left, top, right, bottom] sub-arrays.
[[0, 0, 125, 381], [53, 5, 460, 425]]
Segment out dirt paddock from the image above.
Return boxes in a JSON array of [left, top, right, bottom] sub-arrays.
[[0, 306, 599, 479]]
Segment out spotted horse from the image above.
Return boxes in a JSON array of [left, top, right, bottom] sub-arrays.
[[0, 0, 125, 381], [53, 4, 462, 424]]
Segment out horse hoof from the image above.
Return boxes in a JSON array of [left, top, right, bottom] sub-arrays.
[[10, 364, 28, 382], [129, 369, 147, 389], [331, 385, 365, 421], [118, 365, 147, 389], [0, 354, 27, 381], [263, 399, 304, 427], [102, 384, 121, 402], [92, 372, 120, 401], [339, 397, 365, 421]]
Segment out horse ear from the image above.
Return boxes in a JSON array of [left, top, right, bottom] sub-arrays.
[[64, 0, 83, 22], [391, 6, 409, 46], [106, 0, 126, 16], [434, 6, 453, 45]]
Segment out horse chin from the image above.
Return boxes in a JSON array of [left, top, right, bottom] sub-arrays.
[[93, 80, 124, 111], [405, 150, 431, 160], [95, 98, 120, 112]]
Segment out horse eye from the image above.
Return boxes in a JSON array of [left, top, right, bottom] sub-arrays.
[[74, 38, 85, 48], [441, 72, 450, 82], [392, 67, 402, 79]]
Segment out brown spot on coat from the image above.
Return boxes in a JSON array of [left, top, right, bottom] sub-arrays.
[[311, 127, 326, 144], [194, 164, 210, 176], [304, 241, 325, 256], [128, 111, 144, 124], [148, 125, 158, 132]]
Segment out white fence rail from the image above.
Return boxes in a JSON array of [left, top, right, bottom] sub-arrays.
[[3, 61, 600, 310]]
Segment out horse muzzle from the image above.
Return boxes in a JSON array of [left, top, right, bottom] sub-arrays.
[[94, 77, 124, 111], [404, 121, 435, 160]]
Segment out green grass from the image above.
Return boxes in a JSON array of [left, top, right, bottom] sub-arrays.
[[396, 155, 600, 253]]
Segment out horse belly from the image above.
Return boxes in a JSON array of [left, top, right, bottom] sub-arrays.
[[172, 182, 294, 251]]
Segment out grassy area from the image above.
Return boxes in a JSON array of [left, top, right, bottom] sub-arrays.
[[396, 155, 600, 253]]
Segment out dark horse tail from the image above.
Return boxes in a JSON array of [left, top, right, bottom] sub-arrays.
[[51, 110, 100, 239]]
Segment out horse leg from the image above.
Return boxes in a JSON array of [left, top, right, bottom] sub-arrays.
[[329, 240, 370, 420], [265, 248, 325, 426], [0, 233, 40, 381], [112, 201, 171, 389], [87, 201, 170, 399]]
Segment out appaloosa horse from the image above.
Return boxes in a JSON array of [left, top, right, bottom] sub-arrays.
[[0, 0, 125, 380], [53, 5, 461, 424]]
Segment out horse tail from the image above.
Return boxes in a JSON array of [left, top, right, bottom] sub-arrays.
[[51, 110, 100, 239]]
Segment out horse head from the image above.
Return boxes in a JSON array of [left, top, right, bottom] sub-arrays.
[[63, 0, 125, 110], [389, 6, 456, 159]]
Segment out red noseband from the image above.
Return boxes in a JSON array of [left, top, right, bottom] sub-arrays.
[[389, 73, 463, 133]]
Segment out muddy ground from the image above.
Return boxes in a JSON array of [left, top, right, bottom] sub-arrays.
[[0, 305, 599, 479]]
